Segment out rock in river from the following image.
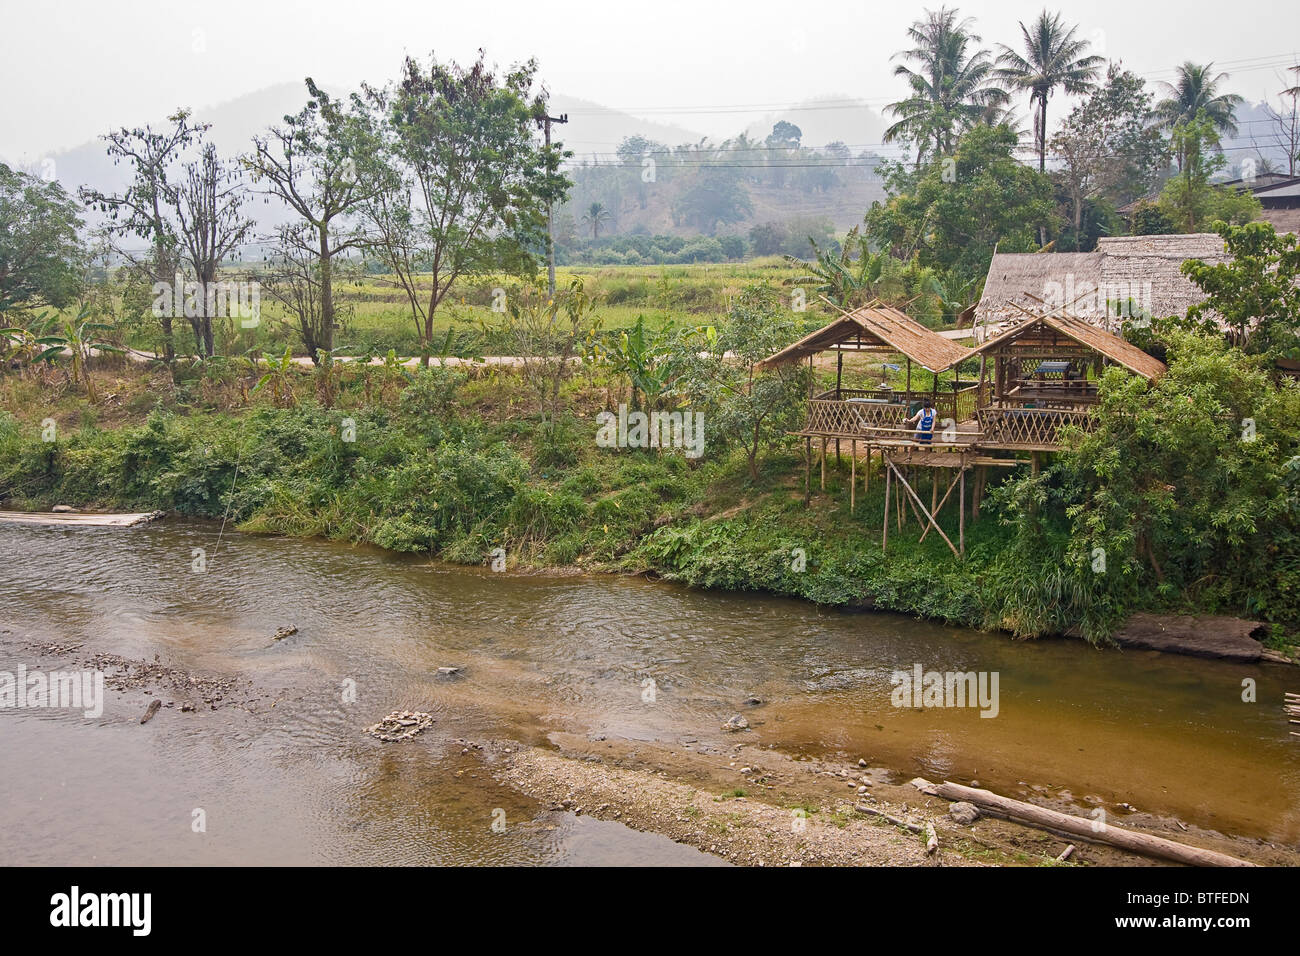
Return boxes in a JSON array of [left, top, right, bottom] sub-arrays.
[[723, 714, 749, 732]]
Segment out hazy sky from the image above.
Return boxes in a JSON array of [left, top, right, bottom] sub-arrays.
[[2, 0, 1298, 163]]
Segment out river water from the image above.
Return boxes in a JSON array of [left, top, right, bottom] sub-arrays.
[[1, 520, 1297, 864]]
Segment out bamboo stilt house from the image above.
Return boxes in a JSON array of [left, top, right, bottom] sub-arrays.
[[760, 305, 977, 439], [960, 311, 1166, 451]]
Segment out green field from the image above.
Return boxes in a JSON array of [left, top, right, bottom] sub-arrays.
[[116, 259, 817, 360]]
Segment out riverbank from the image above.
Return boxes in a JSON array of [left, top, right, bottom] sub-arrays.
[[2, 354, 1298, 655]]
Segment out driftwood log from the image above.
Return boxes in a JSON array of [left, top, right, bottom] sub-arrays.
[[856, 805, 922, 833], [911, 779, 1256, 868]]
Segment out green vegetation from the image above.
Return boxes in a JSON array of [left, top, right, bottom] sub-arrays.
[[3, 247, 1298, 651]]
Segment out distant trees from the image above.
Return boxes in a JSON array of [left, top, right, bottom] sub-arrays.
[[996, 10, 1103, 171], [0, 163, 84, 316], [581, 201, 612, 238], [885, 7, 1008, 165]]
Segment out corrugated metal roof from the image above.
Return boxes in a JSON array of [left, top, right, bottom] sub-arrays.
[[759, 305, 974, 372]]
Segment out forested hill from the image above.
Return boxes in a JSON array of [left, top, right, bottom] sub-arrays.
[[556, 126, 887, 261]]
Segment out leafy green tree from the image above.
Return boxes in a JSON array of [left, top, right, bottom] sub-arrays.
[[1054, 331, 1300, 632], [885, 7, 1008, 165], [247, 79, 384, 360], [866, 123, 1057, 281], [367, 54, 569, 366], [0, 163, 84, 317], [996, 10, 1104, 170], [675, 286, 810, 480], [1157, 111, 1260, 231], [1183, 220, 1300, 356], [1051, 64, 1167, 247], [80, 109, 205, 363]]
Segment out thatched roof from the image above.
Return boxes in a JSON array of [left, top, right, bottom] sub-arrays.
[[961, 312, 1167, 381], [974, 234, 1230, 329], [976, 252, 1101, 327], [759, 305, 973, 372]]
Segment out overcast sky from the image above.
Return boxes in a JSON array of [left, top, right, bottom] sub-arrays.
[[2, 0, 1298, 163]]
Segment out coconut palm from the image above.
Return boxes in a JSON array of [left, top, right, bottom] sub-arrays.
[[581, 201, 612, 239], [996, 10, 1104, 170], [885, 7, 1008, 165], [1154, 62, 1245, 169]]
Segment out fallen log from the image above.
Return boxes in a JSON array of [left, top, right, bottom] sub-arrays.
[[856, 805, 922, 833], [910, 779, 1256, 868], [1056, 844, 1075, 862]]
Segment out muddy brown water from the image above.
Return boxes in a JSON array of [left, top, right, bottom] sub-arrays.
[[1, 520, 1297, 864]]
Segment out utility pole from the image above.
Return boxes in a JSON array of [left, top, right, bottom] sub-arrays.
[[537, 111, 568, 298]]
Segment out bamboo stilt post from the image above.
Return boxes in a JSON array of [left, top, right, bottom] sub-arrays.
[[820, 438, 827, 490], [864, 446, 870, 495], [919, 470, 964, 544], [932, 469, 939, 516], [804, 437, 811, 505], [850, 440, 857, 514], [959, 466, 966, 557], [882, 461, 891, 552], [899, 470, 909, 530], [887, 459, 959, 557]]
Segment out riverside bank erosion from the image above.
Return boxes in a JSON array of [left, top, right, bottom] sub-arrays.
[[1, 522, 1298, 864]]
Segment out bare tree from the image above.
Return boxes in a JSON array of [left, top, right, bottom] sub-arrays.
[[245, 79, 378, 361], [80, 110, 206, 363], [1256, 67, 1300, 177], [173, 143, 255, 356]]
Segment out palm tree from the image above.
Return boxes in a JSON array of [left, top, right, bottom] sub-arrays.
[[885, 7, 1008, 165], [1154, 62, 1245, 169], [996, 10, 1103, 170], [581, 202, 611, 239], [1285, 65, 1300, 99]]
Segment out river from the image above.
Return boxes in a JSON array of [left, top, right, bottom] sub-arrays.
[[1, 520, 1296, 864]]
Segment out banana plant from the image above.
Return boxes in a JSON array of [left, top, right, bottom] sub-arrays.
[[598, 314, 676, 410], [1, 312, 65, 371], [784, 226, 905, 310], [250, 346, 298, 407]]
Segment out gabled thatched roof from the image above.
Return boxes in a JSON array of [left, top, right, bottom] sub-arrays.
[[759, 305, 973, 372], [976, 252, 1101, 327], [961, 312, 1167, 381], [974, 234, 1230, 330]]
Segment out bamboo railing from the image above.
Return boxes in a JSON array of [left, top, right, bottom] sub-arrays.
[[975, 406, 1093, 450]]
